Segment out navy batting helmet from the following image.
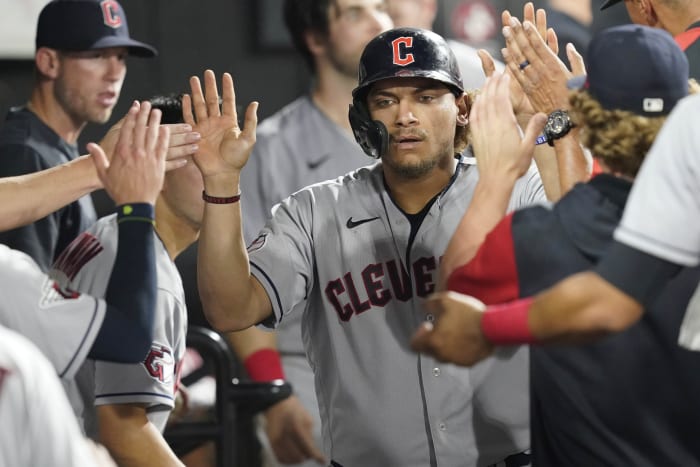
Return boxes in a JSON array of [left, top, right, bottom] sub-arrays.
[[349, 27, 464, 158]]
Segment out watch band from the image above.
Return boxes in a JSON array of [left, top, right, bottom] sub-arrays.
[[535, 134, 548, 146]]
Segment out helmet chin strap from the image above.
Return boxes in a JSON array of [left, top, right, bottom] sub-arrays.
[[348, 101, 390, 159]]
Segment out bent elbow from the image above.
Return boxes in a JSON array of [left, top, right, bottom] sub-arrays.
[[205, 305, 252, 333]]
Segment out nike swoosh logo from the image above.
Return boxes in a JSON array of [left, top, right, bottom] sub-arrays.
[[307, 154, 330, 170], [346, 216, 380, 229]]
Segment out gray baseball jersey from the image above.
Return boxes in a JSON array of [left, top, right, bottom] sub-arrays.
[[0, 325, 96, 467], [0, 244, 106, 379], [613, 95, 700, 350], [247, 158, 545, 466], [241, 95, 371, 466], [52, 214, 187, 435]]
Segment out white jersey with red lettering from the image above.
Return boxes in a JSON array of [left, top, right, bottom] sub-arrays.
[[0, 244, 106, 379], [247, 158, 545, 466], [52, 214, 187, 435], [0, 325, 98, 467]]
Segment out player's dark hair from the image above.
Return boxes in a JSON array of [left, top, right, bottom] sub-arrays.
[[148, 93, 184, 125], [283, 0, 337, 72]]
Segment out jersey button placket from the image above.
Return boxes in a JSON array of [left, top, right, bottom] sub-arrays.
[[433, 367, 441, 377]]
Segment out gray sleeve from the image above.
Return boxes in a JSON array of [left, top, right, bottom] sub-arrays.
[[247, 191, 315, 327], [0, 247, 106, 379]]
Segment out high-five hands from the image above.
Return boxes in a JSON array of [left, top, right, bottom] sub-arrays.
[[501, 2, 586, 114], [469, 73, 547, 182], [411, 291, 494, 367], [183, 70, 258, 193], [89, 101, 169, 206]]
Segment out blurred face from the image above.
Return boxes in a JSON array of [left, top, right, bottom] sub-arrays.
[[161, 158, 206, 230], [385, 0, 434, 29], [367, 77, 464, 178], [324, 0, 393, 77], [54, 47, 127, 124]]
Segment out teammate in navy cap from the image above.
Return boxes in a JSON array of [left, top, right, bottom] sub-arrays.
[[0, 0, 157, 271]]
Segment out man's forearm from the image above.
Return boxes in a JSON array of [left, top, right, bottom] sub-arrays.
[[528, 271, 643, 342], [439, 174, 518, 289], [0, 155, 99, 231], [553, 131, 589, 195], [97, 405, 184, 467], [198, 173, 272, 331]]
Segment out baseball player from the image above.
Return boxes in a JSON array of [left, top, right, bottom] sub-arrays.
[[232, 1, 391, 464], [0, 0, 156, 271], [52, 95, 198, 466], [0, 101, 168, 380], [412, 24, 700, 465], [189, 28, 546, 467]]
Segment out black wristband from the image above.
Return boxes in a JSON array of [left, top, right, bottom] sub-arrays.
[[116, 203, 155, 224]]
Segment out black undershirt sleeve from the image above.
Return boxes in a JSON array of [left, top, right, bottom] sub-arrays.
[[88, 204, 157, 363], [595, 240, 682, 307]]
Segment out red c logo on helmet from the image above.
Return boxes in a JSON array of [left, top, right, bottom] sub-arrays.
[[100, 0, 123, 28], [392, 37, 414, 66]]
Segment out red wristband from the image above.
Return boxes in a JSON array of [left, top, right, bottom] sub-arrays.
[[243, 349, 285, 382], [202, 191, 241, 204], [481, 297, 538, 344]]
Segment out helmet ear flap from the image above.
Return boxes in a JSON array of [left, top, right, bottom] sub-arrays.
[[348, 101, 389, 159]]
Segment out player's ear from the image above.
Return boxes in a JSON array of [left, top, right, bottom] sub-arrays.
[[456, 92, 470, 127], [305, 30, 326, 59], [638, 0, 658, 26], [35, 47, 61, 79]]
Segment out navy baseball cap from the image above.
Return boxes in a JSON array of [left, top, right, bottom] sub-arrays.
[[36, 0, 157, 57], [568, 25, 688, 116], [600, 0, 622, 10]]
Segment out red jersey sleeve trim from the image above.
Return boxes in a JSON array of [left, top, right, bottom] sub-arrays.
[[447, 213, 520, 304]]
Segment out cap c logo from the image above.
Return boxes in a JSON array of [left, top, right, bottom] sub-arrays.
[[392, 37, 414, 66], [100, 0, 123, 28]]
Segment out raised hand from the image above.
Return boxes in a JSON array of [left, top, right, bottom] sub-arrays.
[[183, 70, 258, 189], [469, 73, 547, 182], [479, 48, 533, 123], [90, 101, 169, 206], [99, 102, 199, 172], [495, 2, 562, 122], [501, 10, 586, 114]]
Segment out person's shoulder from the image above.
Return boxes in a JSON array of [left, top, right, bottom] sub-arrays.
[[257, 95, 312, 136], [0, 244, 40, 277], [291, 161, 380, 199], [80, 214, 118, 252]]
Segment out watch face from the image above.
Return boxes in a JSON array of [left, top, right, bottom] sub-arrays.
[[547, 110, 571, 136], [550, 114, 567, 132]]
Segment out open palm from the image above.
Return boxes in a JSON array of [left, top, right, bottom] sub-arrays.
[[183, 70, 258, 179]]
